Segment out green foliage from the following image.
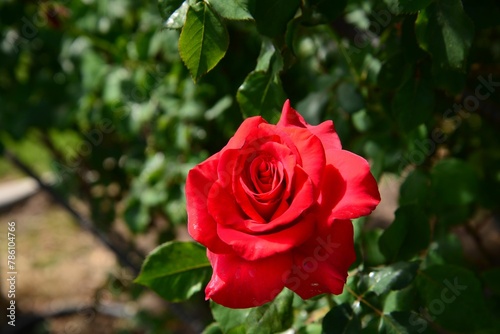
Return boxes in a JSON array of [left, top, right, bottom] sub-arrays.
[[392, 74, 435, 131], [251, 0, 301, 37], [237, 70, 286, 122], [322, 303, 361, 333], [364, 261, 419, 295], [416, 265, 493, 332], [379, 205, 430, 262], [135, 241, 211, 302], [209, 0, 253, 21], [179, 2, 229, 81], [415, 0, 475, 71], [384, 0, 433, 14], [211, 289, 294, 334]]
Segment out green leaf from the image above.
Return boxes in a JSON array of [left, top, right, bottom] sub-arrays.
[[352, 109, 372, 133], [377, 53, 410, 90], [309, 0, 348, 21], [250, 0, 300, 37], [236, 70, 286, 122], [322, 303, 361, 334], [384, 0, 433, 14], [399, 169, 430, 206], [431, 66, 466, 94], [158, 0, 185, 20], [416, 265, 492, 332], [392, 75, 435, 132], [246, 289, 294, 334], [210, 289, 293, 334], [255, 39, 276, 72], [481, 268, 500, 295], [134, 241, 211, 302], [209, 0, 253, 20], [463, 0, 500, 29], [298, 324, 322, 334], [424, 234, 465, 267], [366, 261, 420, 295], [380, 311, 432, 334], [430, 158, 478, 206], [179, 2, 229, 82], [123, 198, 150, 233], [337, 82, 364, 114], [205, 95, 233, 120], [379, 205, 430, 262], [162, 0, 189, 29], [361, 228, 387, 266], [383, 286, 419, 313], [211, 302, 251, 334], [202, 323, 224, 334], [415, 0, 475, 71]]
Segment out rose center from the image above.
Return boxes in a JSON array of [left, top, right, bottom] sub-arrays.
[[248, 157, 281, 194]]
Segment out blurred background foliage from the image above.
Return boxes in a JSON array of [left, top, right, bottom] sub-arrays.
[[1, 0, 500, 333]]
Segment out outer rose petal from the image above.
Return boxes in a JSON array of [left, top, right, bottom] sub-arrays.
[[206, 250, 292, 308], [276, 125, 326, 193], [226, 116, 268, 150], [186, 154, 232, 254], [216, 213, 315, 261], [322, 150, 381, 220], [285, 219, 355, 299], [277, 99, 342, 151]]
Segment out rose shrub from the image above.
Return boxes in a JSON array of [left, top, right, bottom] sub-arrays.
[[186, 100, 380, 308]]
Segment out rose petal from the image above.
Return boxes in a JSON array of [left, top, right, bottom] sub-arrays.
[[216, 222, 315, 261], [214, 198, 316, 260], [316, 164, 346, 223], [285, 219, 355, 299], [218, 141, 297, 223], [272, 123, 325, 194], [277, 99, 309, 128], [216, 149, 266, 223], [323, 150, 381, 220], [206, 250, 292, 308], [278, 99, 342, 151], [309, 120, 342, 151], [226, 116, 268, 150], [209, 164, 315, 232], [186, 154, 232, 253]]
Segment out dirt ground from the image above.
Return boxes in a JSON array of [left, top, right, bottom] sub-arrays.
[[0, 193, 138, 333]]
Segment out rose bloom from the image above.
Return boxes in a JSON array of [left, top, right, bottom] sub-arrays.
[[186, 100, 380, 308]]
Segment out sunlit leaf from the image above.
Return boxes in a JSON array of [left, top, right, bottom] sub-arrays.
[[211, 302, 251, 334], [179, 2, 229, 81], [135, 241, 211, 302], [209, 0, 253, 20], [246, 289, 294, 333], [366, 261, 419, 295], [160, 0, 189, 29], [236, 70, 286, 122]]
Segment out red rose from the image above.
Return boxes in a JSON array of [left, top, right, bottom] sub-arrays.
[[186, 100, 380, 308]]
